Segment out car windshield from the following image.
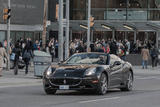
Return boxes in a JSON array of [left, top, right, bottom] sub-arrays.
[[65, 53, 108, 65]]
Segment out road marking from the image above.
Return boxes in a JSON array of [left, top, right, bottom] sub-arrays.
[[79, 97, 120, 103], [0, 83, 41, 89], [136, 76, 160, 80]]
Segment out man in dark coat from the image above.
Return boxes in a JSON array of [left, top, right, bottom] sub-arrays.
[[13, 40, 21, 75]]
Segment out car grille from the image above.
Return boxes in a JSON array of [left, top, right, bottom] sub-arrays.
[[49, 78, 82, 86]]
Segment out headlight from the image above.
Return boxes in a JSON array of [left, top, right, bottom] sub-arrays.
[[46, 66, 52, 76], [85, 68, 96, 76]]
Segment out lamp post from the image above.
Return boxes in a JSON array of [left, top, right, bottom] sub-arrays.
[[42, 0, 48, 50], [58, 0, 64, 61], [7, 0, 11, 70], [87, 0, 91, 52], [65, 0, 70, 60]]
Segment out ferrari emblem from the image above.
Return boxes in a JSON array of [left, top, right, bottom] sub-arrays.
[[63, 79, 66, 84], [64, 74, 67, 77]]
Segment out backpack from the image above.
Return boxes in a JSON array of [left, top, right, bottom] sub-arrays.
[[23, 50, 31, 59], [151, 49, 158, 58]]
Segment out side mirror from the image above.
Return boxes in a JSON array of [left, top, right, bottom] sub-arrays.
[[114, 61, 121, 66]]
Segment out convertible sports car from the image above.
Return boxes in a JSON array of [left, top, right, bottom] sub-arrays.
[[43, 52, 134, 95]]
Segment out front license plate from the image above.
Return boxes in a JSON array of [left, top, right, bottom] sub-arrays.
[[59, 85, 69, 90]]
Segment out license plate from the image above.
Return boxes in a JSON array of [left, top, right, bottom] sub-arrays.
[[59, 85, 69, 90]]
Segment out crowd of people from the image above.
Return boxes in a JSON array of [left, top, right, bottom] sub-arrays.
[[1, 38, 37, 76], [0, 37, 159, 77], [69, 38, 130, 61], [68, 38, 159, 69]]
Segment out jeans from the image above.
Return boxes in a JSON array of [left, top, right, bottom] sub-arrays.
[[24, 58, 30, 74], [142, 60, 148, 69]]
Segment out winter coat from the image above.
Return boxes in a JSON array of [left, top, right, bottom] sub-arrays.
[[141, 48, 150, 61], [0, 47, 8, 68]]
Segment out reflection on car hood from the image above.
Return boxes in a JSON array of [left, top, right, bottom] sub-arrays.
[[51, 64, 98, 69], [51, 64, 98, 78]]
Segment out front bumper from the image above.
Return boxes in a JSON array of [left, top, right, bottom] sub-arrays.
[[43, 76, 99, 90]]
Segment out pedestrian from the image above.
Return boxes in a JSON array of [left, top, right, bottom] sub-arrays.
[[48, 39, 55, 62], [13, 40, 21, 75], [117, 45, 126, 61], [70, 41, 75, 56], [110, 40, 118, 55], [76, 41, 85, 53], [150, 46, 158, 68], [23, 45, 32, 74], [55, 40, 58, 58], [0, 42, 8, 76], [141, 46, 150, 69], [106, 44, 110, 54], [33, 40, 40, 50]]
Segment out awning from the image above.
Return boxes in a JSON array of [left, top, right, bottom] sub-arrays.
[[50, 20, 160, 32]]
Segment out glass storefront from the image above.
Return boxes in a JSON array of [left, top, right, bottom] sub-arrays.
[[10, 31, 42, 44], [70, 0, 86, 20], [70, 0, 160, 21]]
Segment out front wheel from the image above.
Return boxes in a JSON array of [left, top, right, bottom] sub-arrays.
[[44, 87, 57, 95], [43, 80, 57, 95], [120, 71, 133, 91], [96, 73, 108, 95]]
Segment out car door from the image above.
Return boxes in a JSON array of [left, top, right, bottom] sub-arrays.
[[109, 55, 123, 87]]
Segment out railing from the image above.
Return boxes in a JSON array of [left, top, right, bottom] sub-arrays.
[[71, 8, 160, 21]]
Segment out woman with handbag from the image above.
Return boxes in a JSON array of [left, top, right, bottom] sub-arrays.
[[0, 42, 8, 76]]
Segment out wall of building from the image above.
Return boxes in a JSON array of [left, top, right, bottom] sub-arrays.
[[0, 0, 44, 25]]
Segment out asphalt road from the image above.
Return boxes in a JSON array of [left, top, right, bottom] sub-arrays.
[[0, 71, 160, 107]]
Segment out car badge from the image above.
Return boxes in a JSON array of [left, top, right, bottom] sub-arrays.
[[63, 79, 66, 84], [64, 74, 67, 77]]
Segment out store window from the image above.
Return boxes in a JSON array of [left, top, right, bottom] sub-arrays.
[[16, 32, 25, 41], [91, 0, 106, 20], [106, 0, 127, 20], [128, 0, 148, 20], [0, 31, 6, 43], [10, 32, 16, 44], [71, 0, 86, 20], [25, 32, 34, 40], [91, 0, 106, 8], [148, 0, 160, 20]]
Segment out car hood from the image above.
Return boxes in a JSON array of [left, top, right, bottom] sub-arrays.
[[51, 64, 98, 69], [50, 64, 98, 78]]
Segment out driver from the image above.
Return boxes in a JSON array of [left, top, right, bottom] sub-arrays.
[[97, 56, 105, 64]]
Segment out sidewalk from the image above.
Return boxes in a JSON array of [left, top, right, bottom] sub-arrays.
[[0, 60, 58, 88], [0, 67, 42, 88], [133, 65, 160, 75]]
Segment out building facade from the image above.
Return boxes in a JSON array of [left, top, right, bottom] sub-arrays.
[[0, 0, 44, 43], [49, 0, 160, 48], [0, 0, 160, 48]]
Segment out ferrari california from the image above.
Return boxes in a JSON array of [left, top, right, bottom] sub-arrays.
[[43, 52, 134, 95]]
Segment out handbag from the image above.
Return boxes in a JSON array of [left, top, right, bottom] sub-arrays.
[[10, 53, 15, 60]]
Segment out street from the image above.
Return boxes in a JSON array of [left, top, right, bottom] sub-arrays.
[[0, 66, 160, 107]]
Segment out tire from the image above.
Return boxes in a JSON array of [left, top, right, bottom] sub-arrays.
[[44, 87, 57, 95], [96, 73, 108, 95], [120, 71, 133, 91], [43, 81, 56, 95]]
